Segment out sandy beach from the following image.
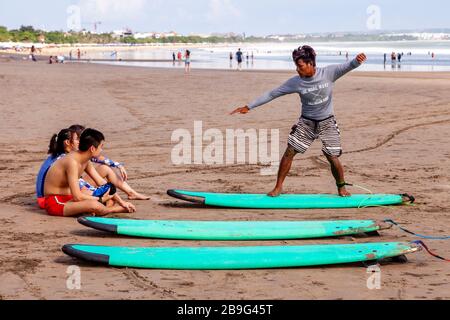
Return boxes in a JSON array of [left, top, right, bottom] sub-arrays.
[[0, 55, 449, 300]]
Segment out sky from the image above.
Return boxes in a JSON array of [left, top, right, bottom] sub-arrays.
[[0, 0, 449, 36]]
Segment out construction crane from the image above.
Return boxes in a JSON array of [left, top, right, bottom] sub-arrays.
[[82, 21, 102, 34]]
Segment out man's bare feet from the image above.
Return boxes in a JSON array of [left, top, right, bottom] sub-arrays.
[[128, 191, 151, 200], [267, 187, 283, 197], [338, 187, 351, 197]]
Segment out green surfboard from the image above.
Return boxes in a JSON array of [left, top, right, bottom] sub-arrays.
[[78, 217, 390, 240], [167, 189, 414, 209], [62, 242, 419, 270]]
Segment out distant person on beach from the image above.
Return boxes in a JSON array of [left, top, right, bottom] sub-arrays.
[[345, 52, 348, 61], [69, 50, 72, 60], [184, 49, 191, 74], [432, 52, 435, 59], [172, 52, 176, 64], [77, 48, 81, 60], [230, 45, 367, 197], [177, 51, 182, 61], [48, 56, 53, 64], [236, 48, 243, 70], [30, 45, 37, 62], [398, 53, 402, 62], [391, 52, 396, 62], [42, 128, 136, 217], [384, 53, 387, 65]]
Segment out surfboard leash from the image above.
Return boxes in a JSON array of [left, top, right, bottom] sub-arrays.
[[411, 240, 450, 262], [384, 219, 450, 240]]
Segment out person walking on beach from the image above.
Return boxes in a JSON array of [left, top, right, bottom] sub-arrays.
[[30, 45, 37, 62], [230, 45, 367, 197], [383, 53, 387, 65], [184, 49, 191, 74], [236, 48, 243, 71], [172, 52, 176, 64], [77, 48, 81, 60]]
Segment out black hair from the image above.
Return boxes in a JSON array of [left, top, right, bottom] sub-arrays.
[[68, 124, 86, 137], [79, 128, 105, 152], [47, 129, 72, 158], [292, 45, 316, 67]]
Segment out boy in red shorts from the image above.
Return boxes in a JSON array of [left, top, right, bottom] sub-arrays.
[[43, 128, 136, 217]]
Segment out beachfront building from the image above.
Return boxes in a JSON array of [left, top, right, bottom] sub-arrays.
[[188, 33, 211, 39], [112, 29, 134, 39], [134, 32, 156, 39], [265, 34, 307, 41]]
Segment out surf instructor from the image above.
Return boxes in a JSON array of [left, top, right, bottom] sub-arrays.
[[231, 45, 367, 197]]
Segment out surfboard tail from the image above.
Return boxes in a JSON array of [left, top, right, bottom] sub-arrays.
[[167, 189, 205, 204], [77, 217, 118, 234], [62, 244, 110, 266]]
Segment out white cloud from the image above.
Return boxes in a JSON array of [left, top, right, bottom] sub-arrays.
[[206, 0, 241, 22], [78, 0, 146, 21]]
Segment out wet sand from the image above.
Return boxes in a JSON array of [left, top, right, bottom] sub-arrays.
[[0, 56, 449, 300]]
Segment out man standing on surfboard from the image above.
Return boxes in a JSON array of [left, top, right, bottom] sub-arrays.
[[231, 45, 367, 197]]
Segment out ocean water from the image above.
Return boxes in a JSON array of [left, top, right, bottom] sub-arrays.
[[88, 41, 450, 72]]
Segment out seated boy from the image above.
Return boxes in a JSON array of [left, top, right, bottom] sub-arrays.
[[43, 128, 136, 217]]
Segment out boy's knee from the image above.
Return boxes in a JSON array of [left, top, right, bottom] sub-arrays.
[[97, 164, 113, 176]]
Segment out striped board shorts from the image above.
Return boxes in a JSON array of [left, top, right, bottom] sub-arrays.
[[287, 115, 342, 157]]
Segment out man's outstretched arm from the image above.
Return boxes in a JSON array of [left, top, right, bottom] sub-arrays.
[[230, 77, 298, 115], [329, 53, 367, 82]]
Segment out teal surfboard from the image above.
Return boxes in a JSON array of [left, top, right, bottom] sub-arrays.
[[62, 242, 419, 270], [78, 217, 390, 240], [167, 189, 414, 209]]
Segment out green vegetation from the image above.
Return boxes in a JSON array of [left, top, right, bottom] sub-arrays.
[[0, 25, 431, 45]]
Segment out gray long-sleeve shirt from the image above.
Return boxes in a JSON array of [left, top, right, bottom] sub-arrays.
[[248, 59, 362, 120]]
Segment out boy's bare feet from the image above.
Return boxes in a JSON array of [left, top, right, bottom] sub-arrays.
[[122, 202, 136, 213], [128, 191, 151, 200]]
